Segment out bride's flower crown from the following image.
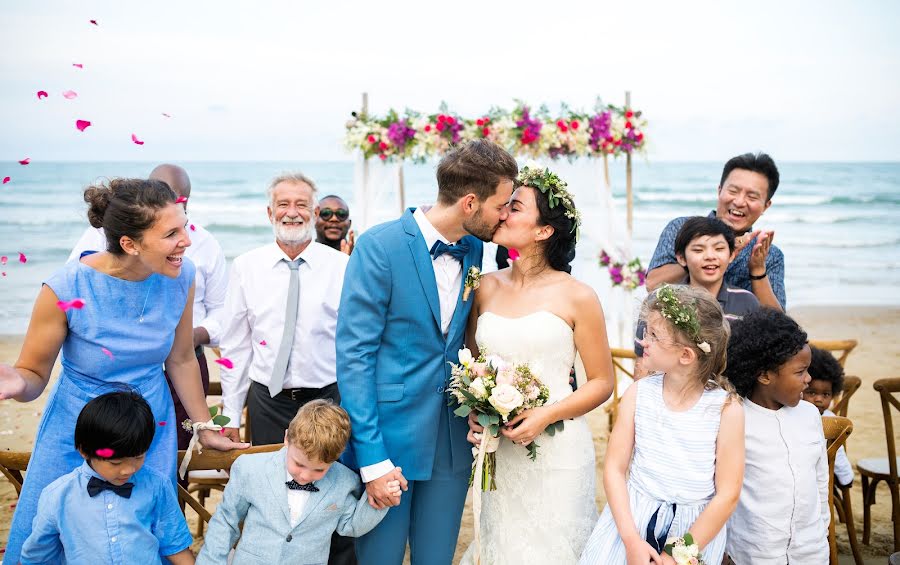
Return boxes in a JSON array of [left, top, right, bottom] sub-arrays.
[[656, 284, 711, 354], [515, 161, 582, 241]]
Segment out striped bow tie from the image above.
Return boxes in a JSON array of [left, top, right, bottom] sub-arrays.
[[286, 479, 319, 492]]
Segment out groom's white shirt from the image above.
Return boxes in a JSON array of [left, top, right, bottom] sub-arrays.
[[359, 207, 463, 483]]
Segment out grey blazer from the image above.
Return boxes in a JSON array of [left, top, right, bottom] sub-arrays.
[[196, 447, 385, 565]]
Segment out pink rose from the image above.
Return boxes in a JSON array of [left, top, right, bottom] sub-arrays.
[[472, 362, 487, 377], [496, 366, 516, 386]]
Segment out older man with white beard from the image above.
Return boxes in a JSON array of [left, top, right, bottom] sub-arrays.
[[218, 172, 349, 447]]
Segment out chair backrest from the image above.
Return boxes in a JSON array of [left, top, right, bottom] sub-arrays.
[[831, 375, 861, 417], [176, 443, 283, 524], [873, 378, 900, 481], [822, 415, 853, 565], [606, 348, 637, 431], [809, 339, 858, 368], [0, 451, 31, 495]]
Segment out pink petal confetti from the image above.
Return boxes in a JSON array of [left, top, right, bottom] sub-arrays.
[[2, 272, 6, 277], [0, 256, 7, 265], [161, 113, 171, 118], [175, 196, 188, 204], [89, 19, 98, 25], [131, 133, 144, 145], [36, 90, 48, 100], [101, 347, 113, 359], [19, 158, 30, 165], [18, 252, 26, 263], [2, 177, 9, 184], [56, 298, 85, 312], [62, 90, 78, 99], [189, 224, 196, 231], [158, 421, 166, 426], [508, 248, 520, 261], [259, 340, 267, 346], [95, 448, 114, 458], [72, 63, 83, 69], [76, 119, 91, 132], [214, 357, 234, 369]]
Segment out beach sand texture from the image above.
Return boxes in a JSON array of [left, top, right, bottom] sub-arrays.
[[1, 306, 898, 561]]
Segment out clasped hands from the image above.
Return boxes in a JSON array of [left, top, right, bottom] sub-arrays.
[[365, 467, 408, 509]]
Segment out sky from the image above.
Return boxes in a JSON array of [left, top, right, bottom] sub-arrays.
[[1, 0, 899, 162]]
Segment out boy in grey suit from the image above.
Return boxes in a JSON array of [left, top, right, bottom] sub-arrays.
[[197, 401, 398, 564]]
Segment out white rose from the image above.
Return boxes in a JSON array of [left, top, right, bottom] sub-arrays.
[[485, 354, 506, 372], [457, 348, 473, 367], [488, 384, 524, 420], [496, 366, 516, 386], [468, 377, 489, 400], [672, 544, 695, 564]]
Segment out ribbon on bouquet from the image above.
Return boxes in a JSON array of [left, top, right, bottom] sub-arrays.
[[471, 431, 500, 565], [178, 419, 224, 480]]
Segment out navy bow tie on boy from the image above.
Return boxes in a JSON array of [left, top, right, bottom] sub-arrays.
[[286, 479, 319, 492], [87, 476, 134, 499], [430, 239, 470, 262]]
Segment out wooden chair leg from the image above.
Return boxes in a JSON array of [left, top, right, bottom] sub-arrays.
[[862, 477, 879, 545], [891, 482, 900, 552], [196, 487, 209, 537], [841, 485, 864, 565], [834, 485, 846, 523]]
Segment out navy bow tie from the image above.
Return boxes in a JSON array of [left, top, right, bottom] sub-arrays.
[[286, 479, 319, 492], [87, 476, 134, 499], [430, 240, 469, 262]]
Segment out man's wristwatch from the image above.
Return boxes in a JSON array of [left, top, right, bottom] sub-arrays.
[[749, 270, 767, 280]]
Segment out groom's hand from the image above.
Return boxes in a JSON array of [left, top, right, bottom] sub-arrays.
[[366, 467, 407, 509]]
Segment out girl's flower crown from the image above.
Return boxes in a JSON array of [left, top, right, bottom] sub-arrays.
[[656, 284, 711, 354], [515, 161, 582, 241]]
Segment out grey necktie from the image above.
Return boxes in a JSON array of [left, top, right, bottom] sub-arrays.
[[270, 258, 303, 397]]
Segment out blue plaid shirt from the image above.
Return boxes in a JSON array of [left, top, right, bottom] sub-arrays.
[[20, 461, 192, 564], [648, 210, 786, 309]]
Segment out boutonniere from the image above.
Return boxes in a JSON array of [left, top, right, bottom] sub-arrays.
[[463, 266, 482, 302]]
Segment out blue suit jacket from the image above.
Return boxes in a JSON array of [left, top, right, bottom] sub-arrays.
[[337, 208, 482, 480], [196, 449, 385, 565]]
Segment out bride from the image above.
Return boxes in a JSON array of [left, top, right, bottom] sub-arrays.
[[460, 165, 615, 564]]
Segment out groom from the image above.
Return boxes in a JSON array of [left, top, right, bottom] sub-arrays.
[[337, 140, 518, 564]]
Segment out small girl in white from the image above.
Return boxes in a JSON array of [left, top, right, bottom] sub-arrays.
[[580, 285, 744, 565]]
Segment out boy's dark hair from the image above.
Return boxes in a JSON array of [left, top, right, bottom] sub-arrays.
[[724, 309, 808, 397], [75, 390, 155, 459], [674, 216, 736, 258], [435, 140, 518, 205], [808, 346, 845, 395], [719, 152, 780, 201]]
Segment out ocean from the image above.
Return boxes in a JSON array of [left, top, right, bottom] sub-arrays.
[[1, 160, 899, 335]]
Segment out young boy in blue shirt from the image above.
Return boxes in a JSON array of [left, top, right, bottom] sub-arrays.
[[20, 390, 194, 564]]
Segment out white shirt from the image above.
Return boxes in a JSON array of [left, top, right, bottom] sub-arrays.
[[726, 399, 830, 564], [824, 408, 854, 486], [285, 470, 312, 527], [68, 223, 228, 345], [219, 241, 348, 425]]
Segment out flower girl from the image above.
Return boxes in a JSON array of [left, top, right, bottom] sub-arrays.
[[580, 285, 744, 565]]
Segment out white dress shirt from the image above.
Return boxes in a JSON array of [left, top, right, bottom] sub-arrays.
[[824, 408, 855, 486], [285, 470, 312, 527], [68, 223, 228, 345], [726, 399, 830, 564], [359, 208, 463, 483], [219, 241, 348, 426]]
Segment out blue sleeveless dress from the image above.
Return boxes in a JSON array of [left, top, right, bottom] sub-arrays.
[[4, 257, 195, 564]]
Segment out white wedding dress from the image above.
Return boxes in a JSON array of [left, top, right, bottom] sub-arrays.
[[460, 311, 599, 565]]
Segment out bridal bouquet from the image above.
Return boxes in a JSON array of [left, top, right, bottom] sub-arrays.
[[448, 348, 561, 491]]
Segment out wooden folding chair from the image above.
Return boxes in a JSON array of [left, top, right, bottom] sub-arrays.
[[177, 444, 282, 536], [809, 339, 859, 368], [605, 348, 636, 432], [822, 416, 854, 565], [858, 377, 900, 552], [0, 450, 31, 496]]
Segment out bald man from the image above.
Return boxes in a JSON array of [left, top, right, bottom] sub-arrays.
[[68, 164, 228, 454]]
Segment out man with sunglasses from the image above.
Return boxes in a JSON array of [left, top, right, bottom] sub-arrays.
[[316, 195, 355, 255]]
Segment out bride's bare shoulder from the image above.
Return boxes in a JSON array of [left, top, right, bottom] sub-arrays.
[[562, 276, 602, 307]]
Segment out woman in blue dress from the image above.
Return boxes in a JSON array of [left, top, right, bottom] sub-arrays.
[[0, 178, 248, 563]]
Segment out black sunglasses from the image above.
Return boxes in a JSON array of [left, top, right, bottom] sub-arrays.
[[319, 208, 349, 221]]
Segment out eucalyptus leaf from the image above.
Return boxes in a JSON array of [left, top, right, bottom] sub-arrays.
[[546, 425, 556, 437], [477, 413, 491, 428], [488, 414, 500, 425], [454, 405, 472, 418], [488, 424, 500, 436]]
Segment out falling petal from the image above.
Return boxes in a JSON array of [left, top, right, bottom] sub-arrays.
[[57, 298, 86, 312], [158, 421, 167, 426], [18, 158, 30, 165], [95, 448, 114, 458], [2, 177, 9, 184], [175, 196, 188, 204], [18, 252, 26, 263], [101, 347, 113, 359], [190, 224, 196, 231], [72, 63, 83, 69], [508, 248, 520, 261], [0, 257, 6, 265], [76, 119, 91, 132], [214, 357, 234, 369], [259, 340, 267, 346], [36, 91, 48, 100], [89, 19, 98, 25], [62, 90, 78, 99], [131, 133, 144, 145], [1, 273, 6, 277], [162, 113, 172, 118]]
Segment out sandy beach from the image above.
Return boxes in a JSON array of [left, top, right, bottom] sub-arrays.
[[2, 305, 898, 561]]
